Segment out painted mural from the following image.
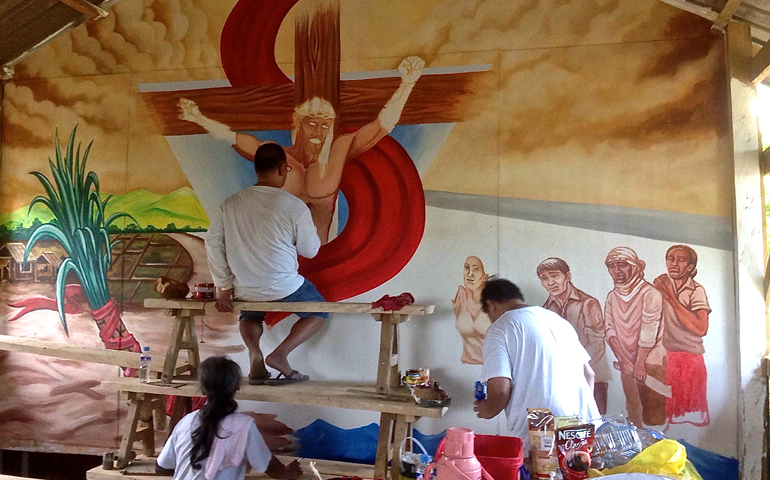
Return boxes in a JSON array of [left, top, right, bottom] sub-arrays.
[[0, 0, 737, 461]]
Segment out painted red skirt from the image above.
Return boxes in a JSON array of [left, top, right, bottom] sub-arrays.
[[665, 350, 710, 427]]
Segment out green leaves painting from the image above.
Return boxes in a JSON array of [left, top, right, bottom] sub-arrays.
[[23, 126, 135, 335]]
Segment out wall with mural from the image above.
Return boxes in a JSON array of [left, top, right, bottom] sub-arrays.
[[0, 0, 736, 460]]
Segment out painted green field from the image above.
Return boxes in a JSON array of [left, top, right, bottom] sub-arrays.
[[0, 187, 209, 232]]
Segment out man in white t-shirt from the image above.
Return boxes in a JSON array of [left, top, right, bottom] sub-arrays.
[[474, 278, 599, 448], [206, 143, 328, 385]]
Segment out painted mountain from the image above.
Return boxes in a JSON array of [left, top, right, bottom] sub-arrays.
[[0, 187, 209, 235]]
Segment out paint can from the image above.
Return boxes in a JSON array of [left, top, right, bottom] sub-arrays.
[[193, 283, 216, 300], [102, 452, 114, 470]]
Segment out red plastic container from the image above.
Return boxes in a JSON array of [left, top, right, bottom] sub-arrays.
[[435, 434, 524, 480], [474, 435, 524, 480]]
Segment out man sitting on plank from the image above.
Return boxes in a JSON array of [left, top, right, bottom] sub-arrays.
[[205, 143, 328, 385]]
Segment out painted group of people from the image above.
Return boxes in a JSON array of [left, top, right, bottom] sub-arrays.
[[456, 246, 711, 430], [539, 246, 711, 428]]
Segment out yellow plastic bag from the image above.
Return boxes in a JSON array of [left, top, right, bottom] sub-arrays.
[[587, 439, 704, 480]]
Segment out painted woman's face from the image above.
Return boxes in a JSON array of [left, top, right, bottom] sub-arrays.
[[539, 270, 569, 297], [463, 257, 486, 290]]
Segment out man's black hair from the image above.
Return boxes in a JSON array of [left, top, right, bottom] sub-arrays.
[[253, 142, 287, 173], [480, 277, 524, 313]]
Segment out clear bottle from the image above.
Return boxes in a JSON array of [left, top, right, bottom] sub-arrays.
[[139, 346, 152, 383], [415, 453, 432, 480]]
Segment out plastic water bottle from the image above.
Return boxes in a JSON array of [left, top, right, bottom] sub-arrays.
[[474, 381, 487, 401], [415, 453, 432, 480], [139, 346, 152, 383]]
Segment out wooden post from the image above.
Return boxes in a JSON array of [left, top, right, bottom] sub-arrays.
[[376, 315, 397, 395], [162, 309, 201, 382], [375, 413, 396, 480], [117, 392, 142, 468], [726, 21, 768, 480], [391, 415, 408, 480], [294, 0, 340, 113]]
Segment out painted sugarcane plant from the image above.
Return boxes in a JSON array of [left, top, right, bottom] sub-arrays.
[[19, 126, 142, 374]]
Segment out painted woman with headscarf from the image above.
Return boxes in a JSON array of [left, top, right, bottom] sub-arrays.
[[604, 247, 666, 427]]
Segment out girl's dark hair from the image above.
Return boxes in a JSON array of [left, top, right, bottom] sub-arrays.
[[190, 356, 242, 470]]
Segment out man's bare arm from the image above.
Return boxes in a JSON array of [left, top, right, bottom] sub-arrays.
[[155, 462, 173, 475], [474, 377, 512, 419], [345, 56, 425, 160]]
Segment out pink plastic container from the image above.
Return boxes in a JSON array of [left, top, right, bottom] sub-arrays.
[[434, 431, 524, 480]]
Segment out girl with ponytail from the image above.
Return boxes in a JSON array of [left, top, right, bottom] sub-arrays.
[[156, 356, 302, 480]]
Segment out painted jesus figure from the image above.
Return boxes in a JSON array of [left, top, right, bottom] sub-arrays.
[[178, 56, 425, 244]]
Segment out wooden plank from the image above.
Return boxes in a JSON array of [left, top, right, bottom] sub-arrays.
[[715, 0, 745, 27], [56, 0, 108, 18], [726, 20, 769, 480], [102, 378, 447, 418], [0, 334, 186, 373], [87, 456, 375, 480], [752, 39, 770, 82], [144, 298, 435, 315]]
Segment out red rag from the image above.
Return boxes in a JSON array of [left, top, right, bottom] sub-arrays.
[[372, 292, 415, 311]]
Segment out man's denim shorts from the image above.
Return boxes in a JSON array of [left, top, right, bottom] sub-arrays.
[[239, 279, 330, 321]]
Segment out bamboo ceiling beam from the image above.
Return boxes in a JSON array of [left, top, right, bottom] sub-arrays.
[[715, 0, 745, 28], [655, 0, 719, 22], [56, 0, 109, 20]]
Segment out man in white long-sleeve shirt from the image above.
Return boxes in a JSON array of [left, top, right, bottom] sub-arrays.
[[205, 143, 328, 385]]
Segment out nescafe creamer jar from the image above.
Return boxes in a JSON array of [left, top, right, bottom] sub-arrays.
[[193, 283, 216, 300]]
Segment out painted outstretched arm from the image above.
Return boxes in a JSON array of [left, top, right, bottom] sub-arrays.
[[346, 56, 425, 159], [178, 98, 263, 160]]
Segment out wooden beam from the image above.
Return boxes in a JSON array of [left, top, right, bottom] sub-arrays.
[[144, 298, 436, 315], [715, 0, 745, 28], [0, 334, 186, 373], [88, 456, 376, 480], [102, 377, 448, 418], [655, 0, 719, 22], [726, 20, 768, 480], [753, 41, 770, 83], [56, 0, 108, 19], [1, 0, 119, 73]]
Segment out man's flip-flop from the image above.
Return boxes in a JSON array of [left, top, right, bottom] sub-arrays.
[[248, 372, 271, 385], [264, 370, 309, 385]]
